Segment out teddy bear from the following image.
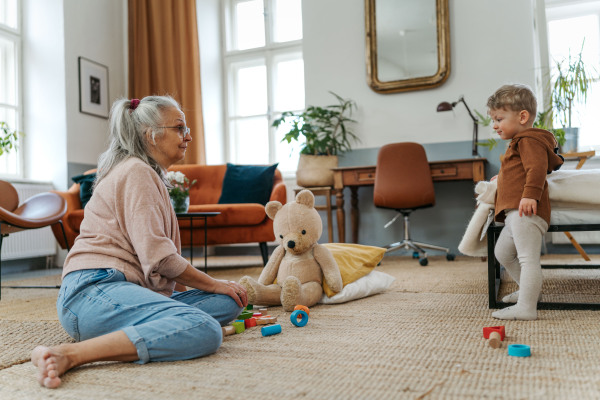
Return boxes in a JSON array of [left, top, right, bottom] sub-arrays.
[[239, 189, 343, 311]]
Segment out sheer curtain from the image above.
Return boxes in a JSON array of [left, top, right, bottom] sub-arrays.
[[128, 0, 206, 164]]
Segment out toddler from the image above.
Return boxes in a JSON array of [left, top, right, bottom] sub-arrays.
[[488, 84, 563, 320]]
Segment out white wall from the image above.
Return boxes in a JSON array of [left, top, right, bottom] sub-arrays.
[[63, 0, 127, 168], [22, 0, 68, 188], [21, 0, 127, 190], [302, 0, 539, 150], [197, 0, 225, 165]]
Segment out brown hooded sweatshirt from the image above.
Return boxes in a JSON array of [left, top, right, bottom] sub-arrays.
[[495, 128, 564, 225]]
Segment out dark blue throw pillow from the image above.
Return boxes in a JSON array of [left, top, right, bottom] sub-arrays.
[[71, 172, 97, 208], [218, 163, 278, 205]]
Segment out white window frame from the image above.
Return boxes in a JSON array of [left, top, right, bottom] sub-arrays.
[[222, 0, 304, 170], [545, 0, 600, 151], [0, 0, 23, 178]]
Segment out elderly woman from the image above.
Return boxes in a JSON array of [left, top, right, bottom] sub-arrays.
[[32, 96, 247, 389]]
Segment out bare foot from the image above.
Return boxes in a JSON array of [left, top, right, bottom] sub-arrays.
[[31, 345, 73, 389]]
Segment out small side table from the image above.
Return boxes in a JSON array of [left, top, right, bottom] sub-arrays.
[[294, 187, 339, 243], [176, 212, 221, 274]]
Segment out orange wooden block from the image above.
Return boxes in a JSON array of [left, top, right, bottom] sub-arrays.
[[294, 305, 310, 315]]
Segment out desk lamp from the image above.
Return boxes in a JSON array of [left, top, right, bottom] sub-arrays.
[[437, 96, 480, 157]]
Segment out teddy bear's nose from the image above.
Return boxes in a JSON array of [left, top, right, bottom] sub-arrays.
[[287, 240, 296, 249]]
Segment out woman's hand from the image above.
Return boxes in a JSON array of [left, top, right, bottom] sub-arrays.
[[174, 265, 247, 307], [213, 279, 248, 308]]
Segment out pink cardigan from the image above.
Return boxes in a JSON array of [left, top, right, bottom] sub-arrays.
[[62, 157, 189, 296]]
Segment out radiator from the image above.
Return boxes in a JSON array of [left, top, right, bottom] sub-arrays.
[[1, 182, 57, 260]]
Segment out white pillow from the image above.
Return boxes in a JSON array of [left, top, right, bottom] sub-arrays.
[[319, 270, 395, 304]]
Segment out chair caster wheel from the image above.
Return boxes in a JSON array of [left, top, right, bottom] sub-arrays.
[[419, 258, 428, 266], [446, 253, 456, 261], [412, 251, 419, 259]]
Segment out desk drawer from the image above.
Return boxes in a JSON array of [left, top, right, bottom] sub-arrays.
[[355, 171, 376, 183], [430, 166, 458, 179]]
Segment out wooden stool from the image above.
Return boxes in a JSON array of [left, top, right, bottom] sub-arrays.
[[294, 186, 339, 243]]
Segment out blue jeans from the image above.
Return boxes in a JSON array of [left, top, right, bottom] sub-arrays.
[[57, 268, 242, 364]]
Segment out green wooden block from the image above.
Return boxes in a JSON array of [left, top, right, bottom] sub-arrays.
[[237, 311, 253, 320], [245, 304, 253, 310], [232, 321, 245, 334]]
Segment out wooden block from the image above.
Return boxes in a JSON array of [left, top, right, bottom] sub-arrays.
[[222, 326, 236, 336], [256, 316, 277, 325], [483, 326, 505, 341], [258, 308, 268, 315], [261, 324, 282, 337], [488, 331, 501, 348], [236, 312, 253, 320], [244, 317, 257, 328], [294, 305, 310, 315], [232, 321, 245, 334]]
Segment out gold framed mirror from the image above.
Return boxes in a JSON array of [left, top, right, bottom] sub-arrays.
[[365, 0, 450, 94]]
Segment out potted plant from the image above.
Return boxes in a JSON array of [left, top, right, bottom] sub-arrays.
[[273, 92, 359, 187], [0, 121, 20, 157], [549, 42, 596, 153]]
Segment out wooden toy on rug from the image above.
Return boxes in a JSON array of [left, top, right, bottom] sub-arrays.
[[232, 321, 245, 334], [244, 317, 257, 328], [483, 326, 505, 341], [222, 326, 236, 336], [290, 309, 309, 327], [294, 305, 310, 315], [261, 324, 282, 337], [258, 308, 268, 315], [488, 331, 502, 348], [508, 344, 531, 357], [239, 190, 343, 311], [256, 316, 277, 325]]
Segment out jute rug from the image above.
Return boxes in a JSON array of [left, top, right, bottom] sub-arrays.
[[1, 255, 600, 399]]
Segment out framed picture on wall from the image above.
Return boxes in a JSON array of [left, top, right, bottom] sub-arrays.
[[78, 57, 109, 119]]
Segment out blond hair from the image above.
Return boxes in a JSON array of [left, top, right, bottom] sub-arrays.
[[487, 84, 537, 117]]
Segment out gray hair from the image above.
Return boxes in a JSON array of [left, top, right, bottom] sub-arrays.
[[94, 95, 182, 187]]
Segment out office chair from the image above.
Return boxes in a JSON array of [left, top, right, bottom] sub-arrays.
[[373, 142, 455, 266], [0, 180, 68, 298]]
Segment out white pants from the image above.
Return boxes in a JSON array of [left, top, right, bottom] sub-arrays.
[[495, 210, 548, 306]]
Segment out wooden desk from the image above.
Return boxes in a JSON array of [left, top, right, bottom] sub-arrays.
[[332, 158, 487, 243]]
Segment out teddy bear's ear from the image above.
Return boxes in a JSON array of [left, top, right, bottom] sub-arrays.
[[265, 201, 282, 220], [295, 189, 315, 208]]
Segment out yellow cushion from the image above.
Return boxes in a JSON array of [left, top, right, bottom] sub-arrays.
[[322, 243, 386, 297]]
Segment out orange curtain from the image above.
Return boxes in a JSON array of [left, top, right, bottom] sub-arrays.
[[128, 0, 206, 164]]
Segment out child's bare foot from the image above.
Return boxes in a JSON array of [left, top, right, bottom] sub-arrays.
[[31, 345, 73, 389]]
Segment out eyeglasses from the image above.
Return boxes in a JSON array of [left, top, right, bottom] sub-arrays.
[[156, 126, 191, 138]]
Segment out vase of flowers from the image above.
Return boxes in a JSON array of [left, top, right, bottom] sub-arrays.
[[166, 171, 196, 213]]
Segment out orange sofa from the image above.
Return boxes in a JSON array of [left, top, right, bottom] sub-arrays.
[[51, 164, 286, 265]]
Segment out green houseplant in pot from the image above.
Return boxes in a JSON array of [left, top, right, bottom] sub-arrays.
[[273, 92, 359, 187], [549, 43, 596, 153], [0, 121, 20, 157]]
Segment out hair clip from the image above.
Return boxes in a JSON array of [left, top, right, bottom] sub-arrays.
[[130, 98, 140, 110]]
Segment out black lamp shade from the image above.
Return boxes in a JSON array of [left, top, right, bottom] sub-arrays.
[[436, 102, 453, 112]]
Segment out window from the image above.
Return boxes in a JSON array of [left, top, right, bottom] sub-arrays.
[[546, 1, 600, 152], [0, 0, 21, 177], [223, 0, 305, 173]]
